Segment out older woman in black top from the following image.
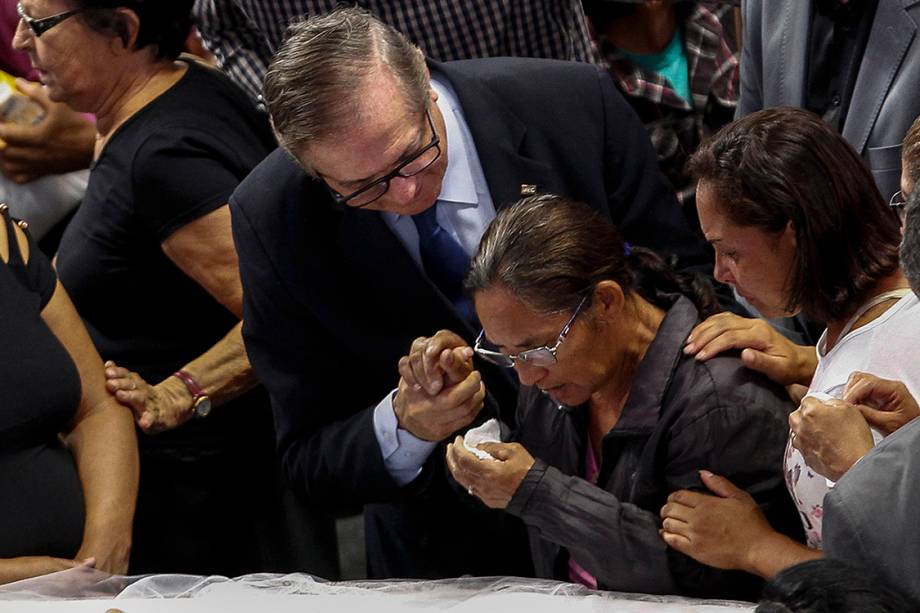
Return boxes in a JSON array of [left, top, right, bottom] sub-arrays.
[[12, 0, 334, 576], [402, 195, 801, 599], [0, 205, 137, 583]]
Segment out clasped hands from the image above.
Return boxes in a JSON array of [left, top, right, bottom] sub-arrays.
[[397, 330, 534, 508]]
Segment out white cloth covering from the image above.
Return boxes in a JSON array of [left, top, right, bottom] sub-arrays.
[[0, 570, 754, 612]]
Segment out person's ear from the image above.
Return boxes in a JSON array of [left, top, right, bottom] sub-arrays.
[[592, 280, 626, 321], [783, 220, 797, 249], [108, 8, 140, 54]]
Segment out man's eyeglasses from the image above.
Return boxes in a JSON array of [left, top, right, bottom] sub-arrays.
[[321, 109, 441, 208], [17, 2, 85, 37], [890, 190, 908, 225], [474, 296, 589, 368]]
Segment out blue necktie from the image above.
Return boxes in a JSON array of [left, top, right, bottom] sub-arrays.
[[412, 204, 476, 324]]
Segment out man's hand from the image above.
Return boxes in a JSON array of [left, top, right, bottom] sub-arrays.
[[0, 79, 94, 183], [445, 437, 534, 509], [843, 372, 920, 436], [393, 368, 485, 442], [683, 312, 816, 386], [789, 396, 874, 481], [399, 330, 472, 396]]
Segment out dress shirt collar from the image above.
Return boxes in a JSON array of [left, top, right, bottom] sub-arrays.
[[429, 76, 479, 207]]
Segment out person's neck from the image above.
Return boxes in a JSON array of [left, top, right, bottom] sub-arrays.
[[602, 3, 678, 55], [94, 58, 188, 140], [823, 271, 910, 351], [590, 296, 665, 421]]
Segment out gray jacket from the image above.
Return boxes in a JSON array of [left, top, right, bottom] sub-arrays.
[[506, 296, 802, 600], [824, 416, 920, 605], [738, 0, 920, 198]]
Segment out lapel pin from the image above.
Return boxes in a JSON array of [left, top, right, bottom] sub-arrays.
[[520, 184, 537, 196]]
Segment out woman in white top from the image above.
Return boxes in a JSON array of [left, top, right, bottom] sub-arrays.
[[658, 107, 917, 580]]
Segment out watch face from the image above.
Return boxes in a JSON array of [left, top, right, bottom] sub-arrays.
[[194, 396, 212, 418]]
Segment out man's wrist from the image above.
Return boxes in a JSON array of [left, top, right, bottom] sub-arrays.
[[161, 375, 195, 415]]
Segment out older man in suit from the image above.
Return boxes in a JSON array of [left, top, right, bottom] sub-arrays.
[[739, 0, 920, 200], [230, 7, 709, 579]]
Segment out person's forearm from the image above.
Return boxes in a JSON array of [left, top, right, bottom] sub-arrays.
[[508, 463, 679, 594], [744, 532, 822, 579], [158, 322, 258, 410], [0, 557, 82, 585], [66, 400, 139, 564]]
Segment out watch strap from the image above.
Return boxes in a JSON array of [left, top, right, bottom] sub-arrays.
[[172, 369, 205, 400]]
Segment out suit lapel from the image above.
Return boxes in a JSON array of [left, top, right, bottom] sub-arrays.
[[431, 62, 567, 211], [843, 0, 918, 153]]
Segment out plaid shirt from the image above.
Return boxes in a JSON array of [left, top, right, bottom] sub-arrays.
[[598, 2, 739, 206], [193, 0, 601, 102]]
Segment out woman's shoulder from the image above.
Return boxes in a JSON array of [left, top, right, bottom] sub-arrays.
[[123, 59, 268, 138], [0, 208, 32, 265], [668, 347, 792, 422], [0, 207, 58, 307]]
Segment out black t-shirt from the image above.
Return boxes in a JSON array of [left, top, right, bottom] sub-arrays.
[[0, 215, 83, 557], [56, 60, 276, 448]]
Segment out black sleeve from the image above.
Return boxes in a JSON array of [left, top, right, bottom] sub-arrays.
[[26, 236, 57, 309], [132, 127, 246, 241], [6, 219, 58, 308]]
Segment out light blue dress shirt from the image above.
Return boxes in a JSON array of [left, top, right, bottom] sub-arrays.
[[372, 75, 497, 486]]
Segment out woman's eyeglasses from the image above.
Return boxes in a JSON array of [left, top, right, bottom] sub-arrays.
[[473, 296, 588, 368]]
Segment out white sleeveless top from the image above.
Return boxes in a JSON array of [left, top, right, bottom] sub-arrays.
[[784, 291, 920, 549]]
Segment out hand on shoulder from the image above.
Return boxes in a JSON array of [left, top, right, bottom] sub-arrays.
[[683, 312, 816, 386]]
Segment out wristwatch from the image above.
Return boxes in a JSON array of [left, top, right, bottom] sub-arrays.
[[172, 370, 212, 419]]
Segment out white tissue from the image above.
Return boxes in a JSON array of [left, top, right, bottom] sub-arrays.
[[463, 418, 502, 461]]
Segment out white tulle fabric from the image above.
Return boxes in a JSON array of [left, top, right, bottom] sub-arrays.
[[0, 570, 753, 612]]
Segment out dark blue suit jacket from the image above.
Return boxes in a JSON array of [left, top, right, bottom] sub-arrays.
[[230, 57, 709, 579]]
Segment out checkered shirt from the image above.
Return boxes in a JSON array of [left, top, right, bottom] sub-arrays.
[[193, 0, 601, 103], [597, 2, 739, 206]]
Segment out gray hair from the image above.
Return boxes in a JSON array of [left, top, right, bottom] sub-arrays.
[[902, 189, 920, 295], [903, 114, 920, 187], [262, 7, 429, 169], [464, 194, 719, 317]]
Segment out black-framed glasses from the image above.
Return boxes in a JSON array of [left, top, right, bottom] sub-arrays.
[[474, 296, 589, 368], [17, 1, 85, 37], [890, 190, 908, 225], [320, 109, 440, 208]]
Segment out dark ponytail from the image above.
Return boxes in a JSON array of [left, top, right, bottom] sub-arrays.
[[628, 247, 720, 318]]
